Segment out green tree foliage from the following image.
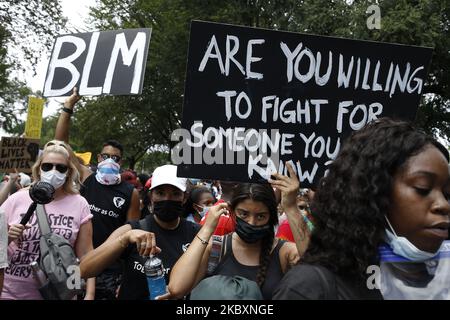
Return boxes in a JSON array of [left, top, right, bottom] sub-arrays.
[[70, 95, 167, 169], [349, 0, 450, 141], [0, 0, 66, 132], [0, 24, 31, 131], [0, 0, 66, 72], [134, 149, 170, 174]]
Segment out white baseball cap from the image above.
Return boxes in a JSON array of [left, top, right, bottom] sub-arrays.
[[150, 165, 187, 192]]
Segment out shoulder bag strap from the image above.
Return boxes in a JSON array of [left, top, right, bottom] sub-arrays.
[[35, 204, 52, 236]]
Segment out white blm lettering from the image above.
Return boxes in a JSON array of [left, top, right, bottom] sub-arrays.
[[44, 31, 148, 96]]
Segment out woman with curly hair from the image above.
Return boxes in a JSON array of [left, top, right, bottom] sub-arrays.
[[168, 177, 301, 300], [273, 118, 450, 300]]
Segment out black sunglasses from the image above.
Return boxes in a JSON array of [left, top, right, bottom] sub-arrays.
[[41, 163, 69, 174], [100, 153, 121, 163]]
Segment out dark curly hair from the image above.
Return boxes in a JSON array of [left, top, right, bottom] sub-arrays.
[[303, 117, 449, 280], [230, 183, 278, 287]]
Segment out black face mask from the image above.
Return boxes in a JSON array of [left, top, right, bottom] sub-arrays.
[[153, 200, 184, 222], [235, 217, 272, 244]]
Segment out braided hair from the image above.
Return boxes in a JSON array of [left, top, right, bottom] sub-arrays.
[[230, 183, 278, 287]]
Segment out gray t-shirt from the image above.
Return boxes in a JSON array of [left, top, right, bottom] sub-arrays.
[[0, 208, 8, 269]]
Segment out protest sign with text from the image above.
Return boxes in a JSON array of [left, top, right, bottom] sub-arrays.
[[174, 21, 433, 187], [0, 137, 40, 173], [25, 96, 45, 139], [43, 28, 152, 97]]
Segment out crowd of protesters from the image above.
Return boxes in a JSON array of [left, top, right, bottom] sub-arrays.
[[0, 89, 449, 300]]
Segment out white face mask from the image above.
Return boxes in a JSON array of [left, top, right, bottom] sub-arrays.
[[384, 216, 441, 262], [40, 169, 67, 190]]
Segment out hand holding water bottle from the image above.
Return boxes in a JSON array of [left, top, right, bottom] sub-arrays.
[[144, 255, 167, 300]]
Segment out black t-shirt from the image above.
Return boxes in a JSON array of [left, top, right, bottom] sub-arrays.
[[80, 174, 134, 248], [118, 215, 200, 300], [272, 263, 383, 300]]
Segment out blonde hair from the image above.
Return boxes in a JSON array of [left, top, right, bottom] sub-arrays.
[[32, 140, 82, 194]]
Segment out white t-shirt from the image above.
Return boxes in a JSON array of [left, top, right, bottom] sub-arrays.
[[0, 208, 8, 269]]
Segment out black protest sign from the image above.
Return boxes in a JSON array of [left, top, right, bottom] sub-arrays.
[[43, 28, 152, 97], [175, 21, 433, 187], [0, 137, 40, 173]]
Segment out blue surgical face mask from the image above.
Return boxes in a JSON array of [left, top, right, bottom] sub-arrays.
[[384, 216, 441, 262], [195, 205, 210, 218]]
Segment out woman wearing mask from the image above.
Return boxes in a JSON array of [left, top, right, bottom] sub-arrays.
[[183, 186, 216, 224], [167, 170, 301, 300], [79, 164, 200, 299], [1, 142, 95, 299], [273, 118, 450, 300]]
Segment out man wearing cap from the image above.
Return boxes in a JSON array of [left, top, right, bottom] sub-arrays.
[[79, 164, 200, 300]]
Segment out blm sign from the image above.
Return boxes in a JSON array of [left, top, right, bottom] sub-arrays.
[[0, 137, 40, 173], [174, 21, 433, 187], [43, 28, 151, 97]]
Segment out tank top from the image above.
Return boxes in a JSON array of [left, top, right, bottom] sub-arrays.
[[213, 234, 286, 300]]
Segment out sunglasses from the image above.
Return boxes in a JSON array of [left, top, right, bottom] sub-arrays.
[[41, 163, 69, 173], [100, 153, 121, 163]]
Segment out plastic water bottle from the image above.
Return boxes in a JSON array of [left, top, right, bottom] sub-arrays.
[[144, 255, 167, 300]]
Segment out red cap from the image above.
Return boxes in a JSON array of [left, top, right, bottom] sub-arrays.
[[144, 177, 152, 190]]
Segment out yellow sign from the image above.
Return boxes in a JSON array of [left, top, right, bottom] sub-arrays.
[[24, 96, 45, 139], [75, 152, 92, 165]]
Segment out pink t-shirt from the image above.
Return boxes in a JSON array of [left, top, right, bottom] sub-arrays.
[[0, 189, 92, 300]]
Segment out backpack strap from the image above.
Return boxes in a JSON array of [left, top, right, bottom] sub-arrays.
[[35, 204, 52, 236], [207, 235, 224, 275]]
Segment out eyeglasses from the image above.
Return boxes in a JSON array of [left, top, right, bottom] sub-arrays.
[[41, 163, 69, 173], [100, 153, 121, 163]]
